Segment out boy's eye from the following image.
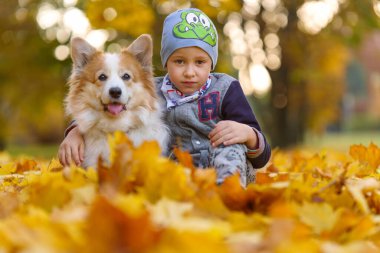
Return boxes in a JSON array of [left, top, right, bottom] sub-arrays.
[[175, 59, 184, 64], [98, 74, 107, 81], [196, 60, 205, 64]]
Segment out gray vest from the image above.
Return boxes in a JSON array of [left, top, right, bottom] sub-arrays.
[[155, 73, 236, 166]]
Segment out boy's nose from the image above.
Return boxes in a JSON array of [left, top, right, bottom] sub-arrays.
[[184, 65, 195, 77]]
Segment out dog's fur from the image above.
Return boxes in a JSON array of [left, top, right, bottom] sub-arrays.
[[65, 34, 169, 168]]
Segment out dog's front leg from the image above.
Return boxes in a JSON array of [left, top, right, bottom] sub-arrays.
[[82, 131, 109, 169]]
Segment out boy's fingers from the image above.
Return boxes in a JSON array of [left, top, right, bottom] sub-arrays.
[[211, 122, 234, 136], [208, 128, 217, 138], [209, 122, 224, 138], [223, 136, 240, 146], [211, 128, 230, 142], [71, 146, 81, 166], [59, 145, 69, 167], [79, 143, 84, 163], [58, 148, 65, 166], [64, 146, 72, 167], [210, 125, 223, 138], [213, 132, 240, 147], [211, 134, 226, 147]]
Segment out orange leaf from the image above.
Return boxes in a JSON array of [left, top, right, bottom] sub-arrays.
[[269, 201, 295, 218], [349, 143, 380, 169], [97, 132, 135, 194], [173, 147, 195, 170], [192, 168, 217, 191], [15, 159, 39, 173], [84, 196, 161, 253], [218, 174, 248, 211], [256, 172, 289, 184]]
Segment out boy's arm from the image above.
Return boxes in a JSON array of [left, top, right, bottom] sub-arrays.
[[212, 80, 271, 168], [64, 120, 78, 137], [209, 119, 269, 168], [58, 122, 84, 166]]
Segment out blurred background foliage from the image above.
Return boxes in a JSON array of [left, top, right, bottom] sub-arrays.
[[0, 0, 380, 155]]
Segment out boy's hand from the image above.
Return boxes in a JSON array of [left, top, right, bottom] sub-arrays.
[[58, 126, 84, 166], [208, 120, 258, 149]]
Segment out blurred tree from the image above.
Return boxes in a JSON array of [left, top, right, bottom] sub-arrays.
[[86, 0, 156, 38], [267, 1, 351, 147], [280, 1, 378, 147], [224, 0, 380, 147], [0, 0, 66, 148]]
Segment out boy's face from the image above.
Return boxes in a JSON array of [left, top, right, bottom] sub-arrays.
[[166, 46, 212, 95]]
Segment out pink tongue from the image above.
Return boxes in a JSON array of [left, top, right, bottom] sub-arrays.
[[107, 104, 124, 115]]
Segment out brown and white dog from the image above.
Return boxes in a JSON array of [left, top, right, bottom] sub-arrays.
[[65, 34, 169, 168]]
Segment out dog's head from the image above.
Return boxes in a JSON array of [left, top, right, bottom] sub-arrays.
[[67, 34, 156, 118]]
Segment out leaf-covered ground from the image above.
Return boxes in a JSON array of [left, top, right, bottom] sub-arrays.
[[0, 132, 380, 253]]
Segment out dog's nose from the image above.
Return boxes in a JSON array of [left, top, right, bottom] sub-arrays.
[[109, 87, 122, 99]]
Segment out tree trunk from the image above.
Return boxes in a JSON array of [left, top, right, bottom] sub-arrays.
[[266, 3, 307, 148]]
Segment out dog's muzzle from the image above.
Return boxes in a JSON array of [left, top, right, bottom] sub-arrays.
[[109, 87, 122, 99], [103, 102, 126, 116], [102, 87, 127, 116]]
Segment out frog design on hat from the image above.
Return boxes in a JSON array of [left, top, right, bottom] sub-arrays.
[[173, 10, 217, 46]]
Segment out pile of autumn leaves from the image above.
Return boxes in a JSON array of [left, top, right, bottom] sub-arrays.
[[0, 133, 380, 253]]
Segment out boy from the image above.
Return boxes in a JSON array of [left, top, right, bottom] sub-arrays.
[[59, 8, 271, 186]]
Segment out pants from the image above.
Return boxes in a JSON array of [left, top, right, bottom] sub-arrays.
[[199, 144, 256, 187]]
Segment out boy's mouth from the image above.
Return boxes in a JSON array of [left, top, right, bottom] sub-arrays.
[[182, 81, 198, 86]]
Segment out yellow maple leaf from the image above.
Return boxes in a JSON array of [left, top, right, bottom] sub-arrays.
[[328, 209, 376, 242], [322, 240, 379, 253], [297, 202, 340, 235], [0, 162, 16, 175], [0, 206, 84, 252], [148, 198, 230, 236], [101, 132, 195, 202], [152, 229, 231, 253]]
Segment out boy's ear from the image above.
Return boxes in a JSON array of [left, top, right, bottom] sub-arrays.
[[70, 37, 97, 70], [125, 34, 153, 73]]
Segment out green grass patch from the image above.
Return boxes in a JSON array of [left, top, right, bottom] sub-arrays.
[[6, 144, 59, 160], [304, 130, 380, 151], [4, 131, 380, 160]]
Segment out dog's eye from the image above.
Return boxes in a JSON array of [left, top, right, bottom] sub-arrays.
[[121, 73, 130, 81], [98, 74, 107, 81]]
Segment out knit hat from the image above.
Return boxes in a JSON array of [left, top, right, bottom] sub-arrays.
[[160, 8, 218, 70]]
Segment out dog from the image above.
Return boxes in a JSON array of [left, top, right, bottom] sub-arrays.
[[65, 34, 169, 168]]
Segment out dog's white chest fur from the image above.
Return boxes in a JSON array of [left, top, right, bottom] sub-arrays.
[[80, 108, 168, 168], [83, 130, 109, 168]]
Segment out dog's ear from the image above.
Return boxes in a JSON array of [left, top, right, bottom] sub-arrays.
[[71, 37, 97, 70], [125, 34, 153, 73]]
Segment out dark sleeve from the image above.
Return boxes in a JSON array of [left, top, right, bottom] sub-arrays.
[[221, 81, 271, 168], [64, 120, 77, 138]]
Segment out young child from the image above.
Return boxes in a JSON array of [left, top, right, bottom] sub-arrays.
[[59, 8, 271, 186]]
